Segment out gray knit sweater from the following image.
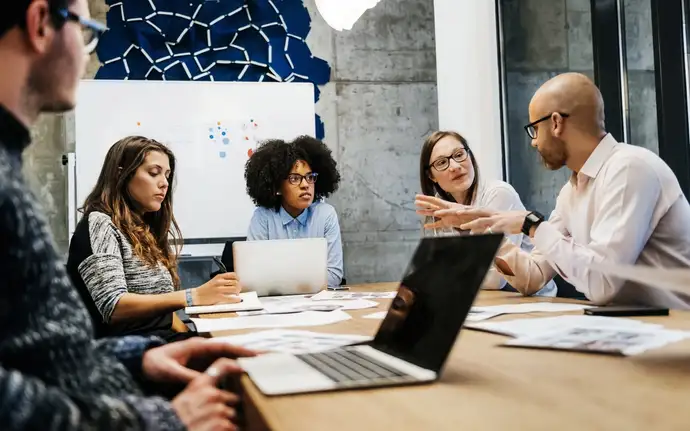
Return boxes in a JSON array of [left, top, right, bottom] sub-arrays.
[[68, 211, 175, 338], [0, 105, 184, 430]]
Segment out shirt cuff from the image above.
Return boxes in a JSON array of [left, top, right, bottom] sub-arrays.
[[532, 221, 562, 254]]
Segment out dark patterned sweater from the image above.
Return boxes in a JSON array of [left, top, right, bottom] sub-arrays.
[[0, 105, 185, 430]]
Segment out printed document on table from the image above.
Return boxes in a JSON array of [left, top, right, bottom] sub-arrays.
[[502, 325, 690, 356], [311, 291, 397, 301], [211, 329, 371, 354], [237, 298, 378, 316]]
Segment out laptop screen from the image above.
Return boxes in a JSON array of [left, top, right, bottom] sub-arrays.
[[371, 234, 503, 373]]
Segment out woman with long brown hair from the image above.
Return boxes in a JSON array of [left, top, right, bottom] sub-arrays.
[[67, 136, 240, 340], [415, 130, 557, 296]]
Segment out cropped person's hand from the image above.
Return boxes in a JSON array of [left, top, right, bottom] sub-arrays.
[[142, 337, 257, 384], [171, 358, 242, 431], [194, 273, 242, 305]]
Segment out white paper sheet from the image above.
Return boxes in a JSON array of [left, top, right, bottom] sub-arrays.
[[465, 310, 503, 322], [310, 290, 397, 301], [503, 326, 690, 356], [472, 303, 593, 315], [465, 315, 662, 338], [210, 329, 371, 354], [191, 309, 352, 332], [184, 291, 263, 315], [363, 311, 387, 319], [589, 262, 690, 295], [236, 299, 378, 316]]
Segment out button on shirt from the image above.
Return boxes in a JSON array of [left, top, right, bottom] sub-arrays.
[[247, 202, 344, 286], [498, 134, 690, 308]]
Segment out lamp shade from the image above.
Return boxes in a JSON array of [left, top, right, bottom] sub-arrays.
[[315, 0, 382, 31]]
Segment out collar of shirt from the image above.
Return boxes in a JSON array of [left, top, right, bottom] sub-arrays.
[[570, 133, 618, 187], [0, 104, 31, 152], [279, 204, 312, 226]]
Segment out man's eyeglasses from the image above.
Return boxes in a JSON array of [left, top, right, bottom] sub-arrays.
[[56, 9, 108, 54], [524, 112, 570, 139], [428, 149, 468, 172], [287, 172, 318, 185]]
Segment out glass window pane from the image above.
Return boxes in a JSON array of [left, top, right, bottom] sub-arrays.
[[624, 0, 659, 153], [500, 0, 594, 215]]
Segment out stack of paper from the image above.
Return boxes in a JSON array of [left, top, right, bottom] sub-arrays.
[[466, 315, 661, 338], [185, 291, 263, 315], [191, 309, 352, 332], [211, 329, 371, 354], [467, 302, 593, 322]]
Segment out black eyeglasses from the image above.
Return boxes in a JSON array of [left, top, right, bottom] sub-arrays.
[[524, 112, 570, 139], [287, 172, 318, 185], [428, 148, 469, 172], [56, 9, 108, 54]]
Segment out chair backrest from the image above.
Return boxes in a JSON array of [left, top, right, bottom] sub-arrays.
[[209, 237, 247, 279], [554, 275, 587, 300], [221, 237, 247, 272]]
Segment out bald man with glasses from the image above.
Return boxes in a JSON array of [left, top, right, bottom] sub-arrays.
[[429, 73, 690, 309]]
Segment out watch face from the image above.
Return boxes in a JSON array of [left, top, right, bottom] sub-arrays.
[[527, 213, 539, 223]]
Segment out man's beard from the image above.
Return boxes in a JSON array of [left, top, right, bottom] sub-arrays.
[[538, 144, 567, 170]]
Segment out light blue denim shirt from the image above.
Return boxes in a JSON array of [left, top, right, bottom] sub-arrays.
[[247, 201, 344, 287]]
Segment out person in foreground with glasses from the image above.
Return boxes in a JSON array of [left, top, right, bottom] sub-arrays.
[[0, 1, 257, 430], [245, 135, 344, 287], [426, 73, 690, 308], [414, 131, 556, 296]]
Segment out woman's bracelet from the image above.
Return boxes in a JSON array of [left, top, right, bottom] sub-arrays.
[[185, 288, 194, 306]]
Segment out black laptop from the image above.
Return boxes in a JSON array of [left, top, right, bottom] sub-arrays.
[[237, 234, 504, 395]]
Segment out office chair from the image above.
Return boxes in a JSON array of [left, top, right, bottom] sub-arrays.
[[209, 237, 247, 279]]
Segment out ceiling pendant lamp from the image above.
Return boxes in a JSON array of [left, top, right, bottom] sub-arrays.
[[315, 0, 383, 31]]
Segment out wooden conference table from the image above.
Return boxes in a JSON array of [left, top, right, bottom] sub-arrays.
[[206, 283, 690, 430]]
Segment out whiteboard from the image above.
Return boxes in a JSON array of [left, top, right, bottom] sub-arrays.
[[74, 79, 316, 240]]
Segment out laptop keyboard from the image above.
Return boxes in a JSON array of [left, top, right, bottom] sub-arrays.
[[296, 347, 415, 385]]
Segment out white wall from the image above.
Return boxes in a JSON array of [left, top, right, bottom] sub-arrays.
[[434, 0, 504, 181]]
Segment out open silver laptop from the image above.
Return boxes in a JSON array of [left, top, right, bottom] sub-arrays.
[[233, 238, 327, 297], [237, 234, 504, 396]]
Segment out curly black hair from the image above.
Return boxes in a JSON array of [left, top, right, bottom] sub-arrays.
[[244, 135, 341, 211]]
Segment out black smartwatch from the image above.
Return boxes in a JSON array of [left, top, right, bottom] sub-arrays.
[[521, 211, 544, 236]]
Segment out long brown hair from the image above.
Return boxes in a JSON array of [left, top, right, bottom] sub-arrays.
[[419, 131, 480, 206], [81, 136, 182, 287]]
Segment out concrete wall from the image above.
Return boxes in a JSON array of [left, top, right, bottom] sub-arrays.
[[501, 0, 657, 217], [308, 0, 438, 284]]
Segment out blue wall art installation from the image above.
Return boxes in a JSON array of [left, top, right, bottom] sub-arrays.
[[96, 0, 330, 138]]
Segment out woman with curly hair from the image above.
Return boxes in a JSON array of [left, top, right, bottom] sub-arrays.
[[67, 136, 242, 340], [244, 135, 344, 287]]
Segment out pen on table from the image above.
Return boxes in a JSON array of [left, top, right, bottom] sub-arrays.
[[212, 256, 227, 273]]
